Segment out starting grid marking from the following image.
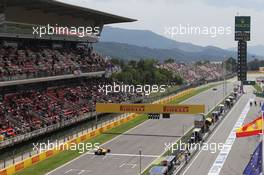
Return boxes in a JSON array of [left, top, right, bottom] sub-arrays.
[[119, 163, 137, 168], [208, 98, 254, 175], [85, 152, 160, 158], [64, 169, 91, 174], [62, 153, 156, 175]]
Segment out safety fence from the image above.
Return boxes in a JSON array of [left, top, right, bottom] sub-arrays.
[[0, 99, 141, 149], [0, 80, 209, 149], [0, 111, 100, 149], [0, 87, 194, 175]]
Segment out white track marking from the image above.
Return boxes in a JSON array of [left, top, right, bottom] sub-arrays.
[[64, 169, 72, 174], [64, 169, 91, 175], [119, 163, 125, 168], [208, 98, 253, 175], [181, 95, 249, 175], [86, 152, 159, 158], [119, 163, 137, 168]]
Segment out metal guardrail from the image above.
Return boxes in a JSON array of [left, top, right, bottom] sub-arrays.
[[0, 111, 96, 149], [0, 113, 131, 169], [0, 77, 235, 149], [143, 84, 191, 103], [0, 97, 144, 150], [0, 69, 105, 83], [0, 86, 193, 169]]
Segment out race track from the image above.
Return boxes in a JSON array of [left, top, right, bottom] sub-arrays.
[[47, 82, 234, 175]]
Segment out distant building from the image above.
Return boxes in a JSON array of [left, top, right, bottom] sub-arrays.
[[210, 61, 222, 64], [259, 67, 264, 73]]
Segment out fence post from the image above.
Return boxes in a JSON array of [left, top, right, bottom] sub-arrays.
[[12, 150, 15, 164]]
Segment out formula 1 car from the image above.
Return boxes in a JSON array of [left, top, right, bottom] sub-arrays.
[[94, 147, 111, 155]]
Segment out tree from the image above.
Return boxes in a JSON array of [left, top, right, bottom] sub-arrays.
[[224, 57, 237, 73], [111, 58, 125, 68], [164, 58, 175, 64], [111, 59, 183, 85]]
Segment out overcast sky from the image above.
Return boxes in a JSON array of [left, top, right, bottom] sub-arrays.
[[59, 0, 264, 49]]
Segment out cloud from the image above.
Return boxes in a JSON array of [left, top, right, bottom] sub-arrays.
[[58, 0, 264, 48], [59, 0, 264, 11], [204, 0, 264, 11]]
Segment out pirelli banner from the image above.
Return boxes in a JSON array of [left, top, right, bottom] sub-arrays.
[[96, 103, 205, 114]]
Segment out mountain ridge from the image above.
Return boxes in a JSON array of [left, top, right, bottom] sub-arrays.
[[95, 26, 262, 61]]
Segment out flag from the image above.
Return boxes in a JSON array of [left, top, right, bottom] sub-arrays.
[[236, 116, 262, 138], [243, 142, 262, 175]]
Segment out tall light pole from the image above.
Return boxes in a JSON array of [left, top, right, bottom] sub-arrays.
[[261, 105, 264, 173], [139, 149, 142, 175], [261, 112, 264, 174], [222, 57, 227, 99], [95, 112, 98, 129], [222, 59, 225, 99]]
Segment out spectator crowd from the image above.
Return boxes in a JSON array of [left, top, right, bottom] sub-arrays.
[[158, 62, 223, 82], [0, 78, 140, 140], [0, 46, 111, 81], [0, 45, 227, 142]]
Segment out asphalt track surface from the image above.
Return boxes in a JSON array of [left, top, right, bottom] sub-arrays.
[[180, 85, 260, 175], [47, 83, 234, 175]]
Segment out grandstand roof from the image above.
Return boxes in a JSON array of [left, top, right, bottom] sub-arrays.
[[0, 0, 136, 41], [0, 0, 137, 25]]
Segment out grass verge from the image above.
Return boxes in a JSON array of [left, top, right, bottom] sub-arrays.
[[253, 83, 262, 93]]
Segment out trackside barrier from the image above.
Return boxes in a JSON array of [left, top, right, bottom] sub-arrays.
[[0, 113, 139, 175], [157, 88, 194, 104], [0, 88, 194, 175]]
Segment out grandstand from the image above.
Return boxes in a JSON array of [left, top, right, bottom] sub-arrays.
[[0, 46, 109, 81], [0, 0, 229, 150], [158, 62, 225, 83], [0, 0, 137, 146]]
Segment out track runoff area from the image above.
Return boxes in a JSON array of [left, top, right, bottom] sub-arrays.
[[46, 81, 237, 175]]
